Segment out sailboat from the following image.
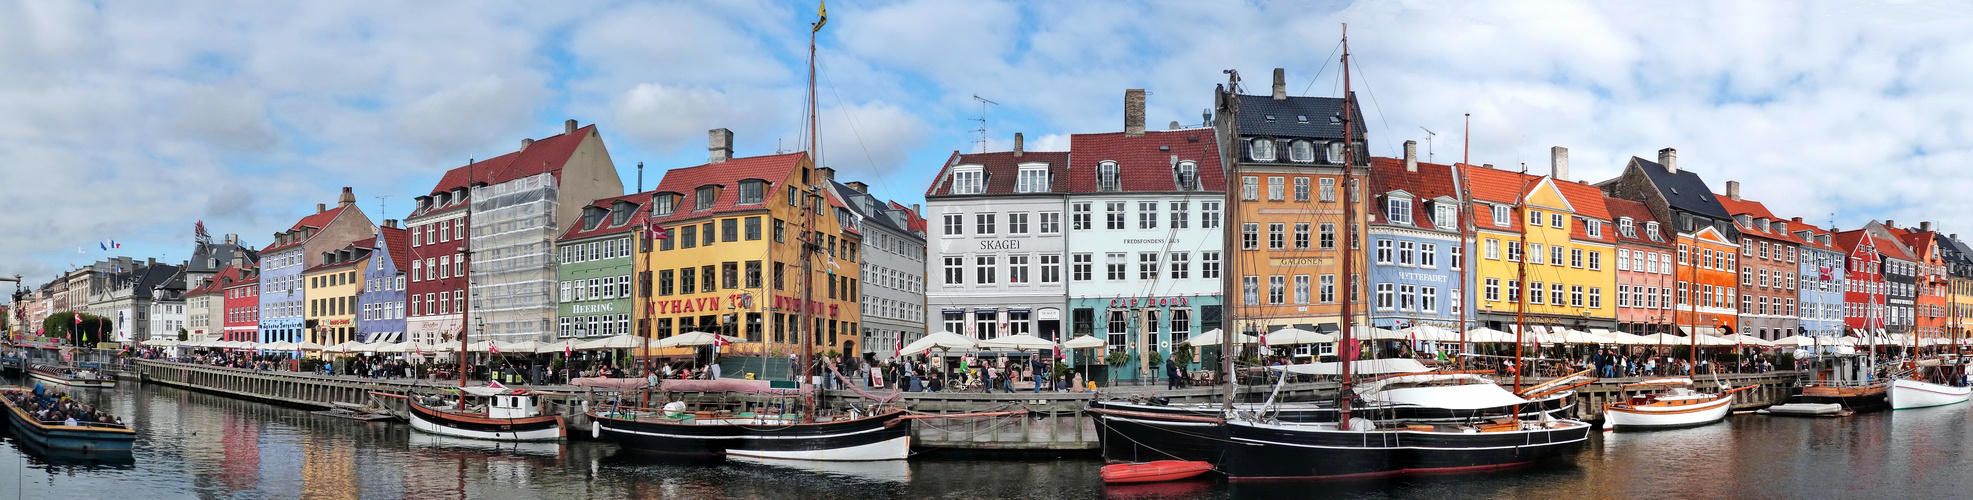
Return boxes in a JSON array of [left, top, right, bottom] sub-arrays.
[[586, 6, 913, 461], [1890, 317, 1971, 409], [1212, 27, 1593, 480], [1600, 218, 1755, 430]]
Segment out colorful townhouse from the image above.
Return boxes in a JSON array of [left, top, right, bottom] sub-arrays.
[[1793, 222, 1847, 341], [1216, 69, 1368, 347], [829, 180, 928, 358], [1716, 181, 1801, 340], [303, 239, 369, 346], [1864, 223, 1919, 339], [556, 193, 645, 340], [1601, 149, 1740, 337], [1836, 229, 1889, 336], [1889, 222, 1950, 343], [259, 188, 375, 344], [1939, 234, 1973, 341], [1607, 197, 1677, 335], [644, 129, 861, 371], [1462, 149, 1617, 334], [356, 223, 408, 343], [183, 272, 222, 342], [222, 266, 259, 342], [1065, 96, 1226, 378], [1366, 143, 1468, 333], [924, 137, 1070, 350]]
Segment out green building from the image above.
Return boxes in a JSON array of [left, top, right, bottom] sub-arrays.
[[555, 197, 643, 340]]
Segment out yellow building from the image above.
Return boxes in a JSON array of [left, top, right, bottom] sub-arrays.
[[1465, 165, 1619, 332], [638, 131, 861, 364], [305, 240, 369, 346]]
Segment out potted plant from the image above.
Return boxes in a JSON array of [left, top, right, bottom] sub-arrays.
[[1104, 351, 1131, 366]]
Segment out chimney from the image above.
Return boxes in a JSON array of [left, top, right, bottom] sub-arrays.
[[1482, 163, 1494, 170], [1124, 90, 1146, 137], [818, 166, 835, 181], [1658, 148, 1678, 173], [565, 119, 578, 135], [1550, 146, 1569, 182], [317, 203, 327, 214], [1726, 180, 1741, 201], [226, 233, 238, 245], [521, 138, 534, 149], [1403, 140, 1418, 172], [846, 181, 868, 194], [1271, 68, 1287, 100], [383, 219, 399, 229], [1922, 221, 1934, 232], [339, 186, 355, 208], [1887, 220, 1896, 229], [1013, 132, 1024, 157], [709, 128, 734, 163], [1793, 217, 1803, 223], [911, 203, 921, 214]]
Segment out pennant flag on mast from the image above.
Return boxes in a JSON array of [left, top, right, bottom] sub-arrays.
[[813, 1, 827, 32]]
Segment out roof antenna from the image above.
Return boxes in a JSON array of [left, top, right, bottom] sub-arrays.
[[971, 94, 999, 153], [1419, 126, 1438, 163], [375, 195, 391, 220]]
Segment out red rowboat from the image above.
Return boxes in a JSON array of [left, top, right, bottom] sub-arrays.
[[1101, 460, 1213, 484]]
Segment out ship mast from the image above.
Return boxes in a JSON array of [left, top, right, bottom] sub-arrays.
[[458, 157, 474, 388], [1514, 164, 1529, 394], [1337, 24, 1358, 429], [798, 10, 822, 421], [1455, 114, 1472, 370], [1217, 70, 1241, 413]]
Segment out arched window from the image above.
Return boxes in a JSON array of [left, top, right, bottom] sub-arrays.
[[1250, 138, 1275, 161], [1326, 141, 1347, 164], [1289, 140, 1314, 163]]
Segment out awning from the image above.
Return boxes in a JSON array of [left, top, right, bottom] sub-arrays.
[[1269, 358, 1433, 376], [1677, 325, 1724, 337]]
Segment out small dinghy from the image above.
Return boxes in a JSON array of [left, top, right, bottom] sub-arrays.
[[1101, 460, 1213, 484], [1758, 403, 1852, 418]]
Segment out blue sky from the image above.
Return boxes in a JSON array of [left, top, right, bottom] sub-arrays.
[[3, 0, 1972, 286]]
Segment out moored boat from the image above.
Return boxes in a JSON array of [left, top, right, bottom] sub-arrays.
[[390, 385, 567, 442], [1101, 460, 1213, 484], [0, 386, 136, 454], [1219, 417, 1593, 480], [590, 403, 912, 461], [29, 364, 116, 389], [1889, 377, 1972, 410], [1601, 378, 1753, 430]]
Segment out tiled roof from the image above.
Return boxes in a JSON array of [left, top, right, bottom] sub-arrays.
[[1234, 93, 1364, 140], [263, 206, 349, 252], [1367, 157, 1459, 231], [377, 226, 408, 270], [1885, 225, 1939, 261], [187, 265, 245, 295], [1460, 165, 1614, 232], [888, 201, 927, 232], [1714, 195, 1777, 221], [1874, 235, 1915, 261], [559, 191, 653, 242], [925, 150, 1071, 197], [1631, 156, 1732, 221], [1603, 197, 1674, 248], [409, 124, 598, 218], [647, 153, 816, 227], [1066, 129, 1224, 194]]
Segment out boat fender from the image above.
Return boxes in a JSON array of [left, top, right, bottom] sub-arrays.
[[592, 424, 601, 439]]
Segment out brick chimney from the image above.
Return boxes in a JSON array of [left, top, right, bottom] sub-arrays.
[[383, 219, 399, 229], [338, 186, 355, 208], [1403, 140, 1418, 172], [1013, 132, 1024, 158], [1272, 68, 1287, 101], [1922, 221, 1934, 232], [1124, 90, 1146, 137], [818, 166, 835, 181], [1550, 146, 1569, 182], [566, 119, 578, 135], [709, 128, 733, 163], [846, 181, 868, 193], [1726, 180, 1741, 201], [1658, 148, 1678, 173], [1887, 220, 1896, 229], [521, 138, 533, 149], [317, 203, 326, 214]]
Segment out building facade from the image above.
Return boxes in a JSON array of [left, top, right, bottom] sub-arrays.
[[357, 225, 408, 343], [1607, 198, 1677, 335], [1366, 147, 1467, 334], [830, 180, 928, 359], [1795, 224, 1847, 341], [1716, 182, 1801, 341], [556, 196, 641, 341], [1466, 154, 1618, 333], [1940, 234, 1973, 342], [1601, 149, 1741, 337], [1891, 222, 1949, 343], [924, 142, 1071, 350], [304, 242, 368, 346], [223, 267, 259, 342], [259, 188, 375, 343]]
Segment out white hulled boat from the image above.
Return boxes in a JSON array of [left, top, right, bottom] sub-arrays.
[[1601, 378, 1751, 430]]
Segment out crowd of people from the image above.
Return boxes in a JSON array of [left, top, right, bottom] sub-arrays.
[[5, 387, 123, 428]]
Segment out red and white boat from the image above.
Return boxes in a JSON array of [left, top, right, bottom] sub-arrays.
[[1601, 378, 1753, 431], [1890, 376, 1972, 410], [1101, 460, 1213, 484]]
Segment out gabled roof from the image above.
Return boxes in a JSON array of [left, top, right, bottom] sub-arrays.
[[1630, 156, 1732, 221], [1367, 157, 1459, 231], [1834, 229, 1876, 257], [1874, 235, 1915, 261], [1937, 233, 1973, 267], [925, 150, 1072, 197], [263, 206, 349, 252], [222, 266, 258, 288], [303, 240, 371, 274], [410, 124, 599, 219], [560, 191, 653, 242], [1066, 129, 1224, 194], [1603, 197, 1673, 248], [187, 265, 246, 296], [648, 153, 815, 227], [377, 226, 408, 270], [832, 182, 921, 237], [1886, 225, 1940, 262], [1234, 93, 1365, 140], [888, 201, 927, 233]]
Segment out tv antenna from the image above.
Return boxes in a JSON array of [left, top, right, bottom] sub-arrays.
[[971, 94, 999, 153], [1419, 126, 1438, 163], [376, 195, 392, 219]]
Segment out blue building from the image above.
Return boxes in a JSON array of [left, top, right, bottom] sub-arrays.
[[358, 224, 409, 343], [258, 188, 376, 343], [1366, 148, 1471, 333], [1795, 223, 1846, 343]]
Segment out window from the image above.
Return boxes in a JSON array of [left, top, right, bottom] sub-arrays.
[[1387, 197, 1412, 224], [1072, 253, 1092, 281], [1095, 162, 1120, 192], [944, 257, 963, 285], [1072, 203, 1091, 230], [745, 217, 762, 240], [1486, 239, 1500, 260], [1288, 140, 1314, 162], [1434, 202, 1456, 229], [1201, 202, 1221, 229], [976, 213, 996, 235], [1202, 252, 1221, 279], [1169, 202, 1189, 229], [976, 255, 996, 284], [1176, 161, 1199, 190], [1506, 241, 1522, 262], [1529, 281, 1545, 304], [1485, 278, 1501, 302], [722, 218, 738, 242], [738, 180, 764, 205], [1040, 255, 1061, 283], [1571, 285, 1585, 307], [1019, 167, 1051, 193], [1242, 223, 1260, 250], [702, 265, 716, 293], [1326, 141, 1346, 164], [1551, 246, 1565, 266], [1008, 212, 1029, 234], [1008, 254, 1029, 284], [695, 186, 717, 210], [1250, 138, 1275, 161], [1106, 310, 1128, 350], [951, 169, 984, 194], [1586, 220, 1602, 238], [1138, 202, 1158, 229], [1139, 252, 1159, 280], [1319, 178, 1337, 202], [1551, 213, 1564, 228], [1587, 250, 1601, 270], [1169, 252, 1190, 279], [1241, 176, 1259, 201], [1528, 209, 1544, 227], [1376, 240, 1394, 265], [1039, 212, 1061, 233], [1294, 275, 1310, 304], [1320, 274, 1337, 303], [1294, 223, 1310, 249], [1290, 177, 1310, 202], [1588, 287, 1601, 308], [1267, 177, 1284, 201], [1618, 249, 1630, 271], [1269, 276, 1286, 304], [1242, 275, 1260, 304], [1106, 202, 1126, 230], [1320, 223, 1336, 249], [1450, 244, 1462, 270], [1571, 248, 1584, 268], [1618, 285, 1631, 307], [1106, 253, 1127, 280], [1269, 223, 1285, 250], [746, 261, 762, 288], [1399, 241, 1416, 267], [1492, 205, 1510, 227], [1551, 283, 1566, 305]]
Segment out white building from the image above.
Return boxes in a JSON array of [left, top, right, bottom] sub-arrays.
[[831, 176, 929, 358], [923, 136, 1071, 344]]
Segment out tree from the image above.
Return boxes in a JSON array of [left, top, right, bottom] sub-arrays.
[[44, 312, 112, 346]]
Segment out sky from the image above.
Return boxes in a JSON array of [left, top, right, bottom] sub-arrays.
[[3, 0, 1972, 289]]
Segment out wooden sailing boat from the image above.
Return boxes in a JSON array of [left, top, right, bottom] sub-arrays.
[[587, 5, 912, 461], [1890, 264, 1971, 409], [1600, 218, 1753, 430], [1215, 26, 1592, 480]]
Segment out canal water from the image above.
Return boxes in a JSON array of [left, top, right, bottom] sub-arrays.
[[5, 377, 1973, 499]]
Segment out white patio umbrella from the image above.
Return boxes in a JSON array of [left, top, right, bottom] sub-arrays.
[[295, 341, 326, 351], [898, 331, 979, 356], [977, 334, 1060, 351], [373, 342, 413, 353], [262, 341, 298, 351], [1602, 331, 1657, 346], [1062, 335, 1107, 349], [1462, 327, 1518, 343], [1722, 334, 1774, 348], [1354, 326, 1409, 341], [502, 340, 553, 354], [576, 334, 647, 351], [650, 331, 746, 349], [326, 341, 362, 353], [1398, 325, 1461, 342], [466, 340, 502, 353], [1180, 328, 1259, 346], [1263, 327, 1337, 346], [1771, 335, 1825, 348]]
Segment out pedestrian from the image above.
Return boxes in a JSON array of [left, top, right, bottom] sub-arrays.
[[1166, 356, 1183, 390]]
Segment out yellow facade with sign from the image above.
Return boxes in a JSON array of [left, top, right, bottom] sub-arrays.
[[1472, 177, 1617, 329], [304, 259, 365, 347]]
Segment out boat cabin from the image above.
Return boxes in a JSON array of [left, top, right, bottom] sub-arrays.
[[488, 394, 539, 419]]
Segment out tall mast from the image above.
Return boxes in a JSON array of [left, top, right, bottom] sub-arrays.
[[458, 157, 474, 388], [798, 13, 821, 421], [1337, 24, 1357, 429], [1455, 115, 1472, 370], [1217, 70, 1241, 413], [1514, 164, 1528, 394]]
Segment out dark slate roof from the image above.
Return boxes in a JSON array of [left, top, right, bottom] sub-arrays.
[[132, 263, 183, 300], [1631, 156, 1732, 221], [189, 241, 254, 274], [1233, 93, 1365, 140], [924, 150, 1071, 197], [831, 181, 918, 238]]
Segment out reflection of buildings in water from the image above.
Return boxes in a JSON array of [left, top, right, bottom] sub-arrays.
[[219, 413, 263, 492], [301, 434, 358, 498]]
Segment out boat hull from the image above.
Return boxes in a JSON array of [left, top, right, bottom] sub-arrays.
[[407, 400, 565, 442], [1219, 420, 1592, 480], [1601, 393, 1734, 430], [1890, 379, 1973, 410], [1090, 393, 1574, 464], [0, 388, 135, 454], [29, 370, 116, 389], [591, 409, 912, 461], [1788, 386, 1889, 413]]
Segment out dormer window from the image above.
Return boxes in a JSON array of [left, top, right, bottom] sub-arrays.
[[1386, 196, 1412, 225], [1433, 202, 1456, 230], [1586, 220, 1603, 238], [1326, 141, 1346, 164], [695, 186, 717, 210], [1646, 222, 1663, 242], [1289, 140, 1314, 163], [1175, 161, 1199, 191], [738, 179, 765, 205], [951, 168, 984, 195], [1018, 166, 1051, 193], [1096, 162, 1120, 192], [1492, 205, 1510, 227], [653, 194, 677, 217], [1620, 217, 1636, 238], [1250, 138, 1276, 161]]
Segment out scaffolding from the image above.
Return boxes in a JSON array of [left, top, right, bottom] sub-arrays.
[[470, 173, 560, 343]]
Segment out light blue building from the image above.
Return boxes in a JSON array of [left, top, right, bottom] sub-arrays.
[[1796, 225, 1846, 342], [1366, 150, 1471, 333], [258, 188, 376, 344], [358, 225, 409, 343]]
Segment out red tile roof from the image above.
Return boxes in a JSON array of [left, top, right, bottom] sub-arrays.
[[1603, 197, 1673, 248], [925, 150, 1072, 197], [377, 226, 409, 270], [1714, 195, 1777, 221], [1874, 235, 1915, 261], [262, 206, 350, 252], [1367, 157, 1459, 231], [646, 153, 829, 227], [1459, 164, 1613, 234], [187, 265, 246, 295], [410, 124, 598, 218], [1066, 129, 1224, 194], [887, 201, 927, 232], [560, 191, 654, 242]]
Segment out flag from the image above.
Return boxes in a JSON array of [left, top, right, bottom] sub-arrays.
[[713, 334, 732, 347], [487, 380, 507, 391], [489, 342, 501, 355], [77, 247, 85, 254], [813, 1, 827, 32], [565, 341, 573, 358], [74, 313, 82, 326], [100, 242, 107, 251]]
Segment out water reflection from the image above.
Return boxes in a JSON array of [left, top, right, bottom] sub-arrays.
[[8, 377, 1973, 499]]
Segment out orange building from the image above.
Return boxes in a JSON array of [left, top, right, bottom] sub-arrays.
[[1889, 222, 1950, 344], [1601, 148, 1740, 337]]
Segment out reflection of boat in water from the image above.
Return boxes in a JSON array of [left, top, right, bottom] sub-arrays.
[[407, 430, 564, 457], [728, 454, 912, 483]]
